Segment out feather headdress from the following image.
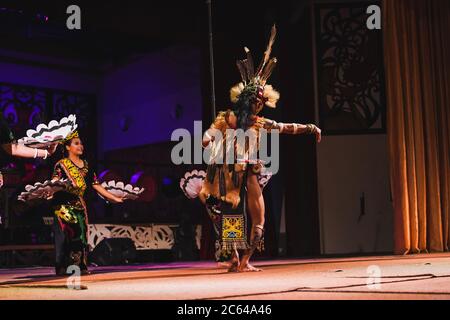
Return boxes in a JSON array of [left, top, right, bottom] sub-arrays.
[[230, 25, 280, 110]]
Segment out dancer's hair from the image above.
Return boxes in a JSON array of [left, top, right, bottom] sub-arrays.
[[232, 90, 256, 130], [60, 131, 80, 158]]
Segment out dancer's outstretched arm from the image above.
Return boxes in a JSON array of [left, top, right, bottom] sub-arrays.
[[2, 143, 58, 159], [262, 118, 322, 143], [92, 184, 124, 203]]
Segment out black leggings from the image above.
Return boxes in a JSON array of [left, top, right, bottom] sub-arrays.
[[53, 216, 88, 275]]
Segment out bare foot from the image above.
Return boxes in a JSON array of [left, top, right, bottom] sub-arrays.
[[217, 261, 232, 269], [226, 250, 240, 272], [237, 262, 262, 272], [227, 258, 240, 272], [217, 258, 239, 271], [227, 263, 238, 272]]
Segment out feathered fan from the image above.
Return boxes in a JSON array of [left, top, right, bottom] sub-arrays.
[[99, 181, 144, 201], [18, 114, 78, 148], [18, 179, 71, 202], [180, 170, 206, 199], [257, 169, 273, 190]]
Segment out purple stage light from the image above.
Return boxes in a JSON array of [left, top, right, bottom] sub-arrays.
[[162, 176, 173, 186], [130, 171, 157, 202], [98, 170, 111, 181], [130, 171, 144, 185], [36, 13, 49, 23]]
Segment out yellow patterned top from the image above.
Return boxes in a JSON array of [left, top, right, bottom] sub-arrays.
[[52, 158, 98, 197]]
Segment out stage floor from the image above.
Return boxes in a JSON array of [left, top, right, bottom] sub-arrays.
[[1, 253, 450, 300]]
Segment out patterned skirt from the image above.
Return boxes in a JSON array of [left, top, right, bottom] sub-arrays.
[[53, 204, 89, 274]]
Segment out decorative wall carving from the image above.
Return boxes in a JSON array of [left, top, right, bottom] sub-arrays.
[[0, 82, 95, 138], [0, 83, 47, 136], [87, 224, 202, 251], [315, 3, 386, 134]]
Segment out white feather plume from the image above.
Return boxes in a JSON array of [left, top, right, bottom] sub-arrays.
[[263, 85, 280, 108], [230, 82, 245, 103]]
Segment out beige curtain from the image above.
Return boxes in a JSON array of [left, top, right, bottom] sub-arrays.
[[383, 0, 450, 254]]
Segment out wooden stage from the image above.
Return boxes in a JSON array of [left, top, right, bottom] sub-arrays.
[[1, 253, 450, 300]]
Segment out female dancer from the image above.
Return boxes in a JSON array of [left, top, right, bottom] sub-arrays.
[[51, 131, 123, 275], [184, 25, 321, 272]]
